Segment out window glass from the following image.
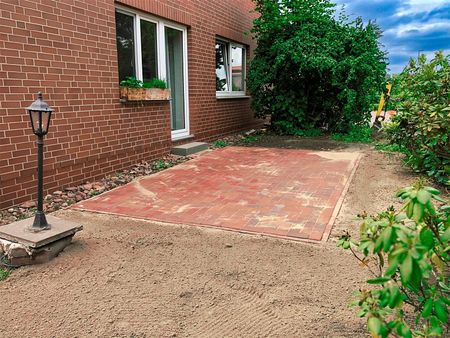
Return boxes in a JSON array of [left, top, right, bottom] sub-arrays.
[[231, 46, 244, 91], [116, 12, 135, 82], [215, 41, 228, 91], [140, 20, 158, 82], [166, 27, 185, 131]]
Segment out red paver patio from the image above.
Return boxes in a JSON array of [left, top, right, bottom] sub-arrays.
[[72, 147, 360, 241]]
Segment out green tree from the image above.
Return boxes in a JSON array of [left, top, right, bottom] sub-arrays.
[[386, 52, 450, 185], [248, 0, 387, 134]]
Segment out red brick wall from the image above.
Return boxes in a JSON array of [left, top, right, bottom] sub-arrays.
[[0, 0, 259, 209]]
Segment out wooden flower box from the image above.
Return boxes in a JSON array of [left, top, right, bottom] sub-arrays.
[[120, 87, 171, 101], [145, 88, 171, 100]]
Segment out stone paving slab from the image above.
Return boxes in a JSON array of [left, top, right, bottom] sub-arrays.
[[72, 147, 360, 242]]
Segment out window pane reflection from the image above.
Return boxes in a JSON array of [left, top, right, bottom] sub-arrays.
[[215, 42, 228, 91], [141, 20, 158, 82], [116, 12, 135, 82], [231, 46, 244, 91]]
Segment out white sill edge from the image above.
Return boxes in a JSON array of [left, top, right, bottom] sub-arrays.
[[216, 95, 251, 99], [171, 134, 194, 142]]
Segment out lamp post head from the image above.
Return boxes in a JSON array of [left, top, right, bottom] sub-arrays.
[[27, 92, 54, 136]]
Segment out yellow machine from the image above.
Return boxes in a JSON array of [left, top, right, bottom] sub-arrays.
[[373, 82, 393, 129]]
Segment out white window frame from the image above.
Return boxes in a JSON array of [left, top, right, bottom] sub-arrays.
[[116, 5, 190, 140], [215, 38, 247, 98]]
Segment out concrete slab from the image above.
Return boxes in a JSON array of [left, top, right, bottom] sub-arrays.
[[0, 215, 83, 248], [73, 147, 360, 242], [171, 142, 208, 156]]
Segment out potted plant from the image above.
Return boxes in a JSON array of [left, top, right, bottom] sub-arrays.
[[143, 78, 171, 100], [119, 77, 145, 101]]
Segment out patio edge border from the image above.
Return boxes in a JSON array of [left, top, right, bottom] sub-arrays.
[[321, 153, 363, 242]]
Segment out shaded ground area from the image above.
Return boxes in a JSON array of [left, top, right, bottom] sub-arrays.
[[73, 147, 359, 241], [0, 136, 419, 337], [244, 134, 369, 152]]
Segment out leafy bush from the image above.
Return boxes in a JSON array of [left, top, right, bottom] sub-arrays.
[[151, 159, 170, 171], [338, 181, 449, 337], [240, 135, 261, 144], [332, 124, 373, 143], [213, 140, 229, 148], [386, 52, 450, 185], [248, 0, 387, 134], [375, 142, 407, 154], [0, 267, 10, 281]]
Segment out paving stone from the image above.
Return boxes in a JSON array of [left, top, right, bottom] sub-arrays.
[[73, 147, 360, 242]]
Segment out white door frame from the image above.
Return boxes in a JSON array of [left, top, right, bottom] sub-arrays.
[[115, 5, 190, 140]]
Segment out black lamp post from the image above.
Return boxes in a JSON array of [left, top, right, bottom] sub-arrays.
[[26, 92, 54, 231]]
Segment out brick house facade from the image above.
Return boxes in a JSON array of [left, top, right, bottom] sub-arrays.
[[0, 0, 260, 209]]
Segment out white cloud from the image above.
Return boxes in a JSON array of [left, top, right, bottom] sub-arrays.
[[385, 20, 450, 37], [396, 0, 449, 16]]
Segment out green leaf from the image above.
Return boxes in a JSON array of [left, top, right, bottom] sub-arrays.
[[419, 229, 434, 250], [412, 202, 424, 222], [367, 277, 390, 284], [406, 202, 414, 219], [417, 190, 432, 205], [400, 255, 413, 284], [367, 317, 383, 335], [374, 235, 384, 253], [425, 200, 436, 216], [429, 316, 444, 335], [396, 322, 412, 338], [424, 187, 440, 195], [421, 298, 433, 318], [434, 300, 448, 323], [442, 227, 450, 242], [388, 287, 402, 308], [382, 227, 394, 252]]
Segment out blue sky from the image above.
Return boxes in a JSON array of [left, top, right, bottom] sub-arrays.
[[334, 0, 450, 73]]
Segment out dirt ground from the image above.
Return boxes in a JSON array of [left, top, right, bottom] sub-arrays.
[[0, 137, 420, 338]]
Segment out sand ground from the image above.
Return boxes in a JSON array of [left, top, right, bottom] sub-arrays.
[[0, 140, 418, 338]]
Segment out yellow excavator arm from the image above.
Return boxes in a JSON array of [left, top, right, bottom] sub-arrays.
[[376, 82, 393, 117]]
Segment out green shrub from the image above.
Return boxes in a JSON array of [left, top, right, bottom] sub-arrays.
[[338, 181, 449, 337], [332, 124, 373, 143], [240, 135, 261, 144], [248, 0, 387, 135], [386, 52, 450, 185], [213, 140, 229, 148], [152, 159, 170, 171], [375, 142, 407, 154], [0, 268, 10, 281]]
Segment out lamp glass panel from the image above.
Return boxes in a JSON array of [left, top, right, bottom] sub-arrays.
[[30, 110, 40, 133], [41, 111, 51, 133], [30, 111, 51, 134]]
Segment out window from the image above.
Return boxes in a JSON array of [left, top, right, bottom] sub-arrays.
[[116, 10, 159, 83], [215, 39, 246, 96], [115, 7, 190, 139]]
